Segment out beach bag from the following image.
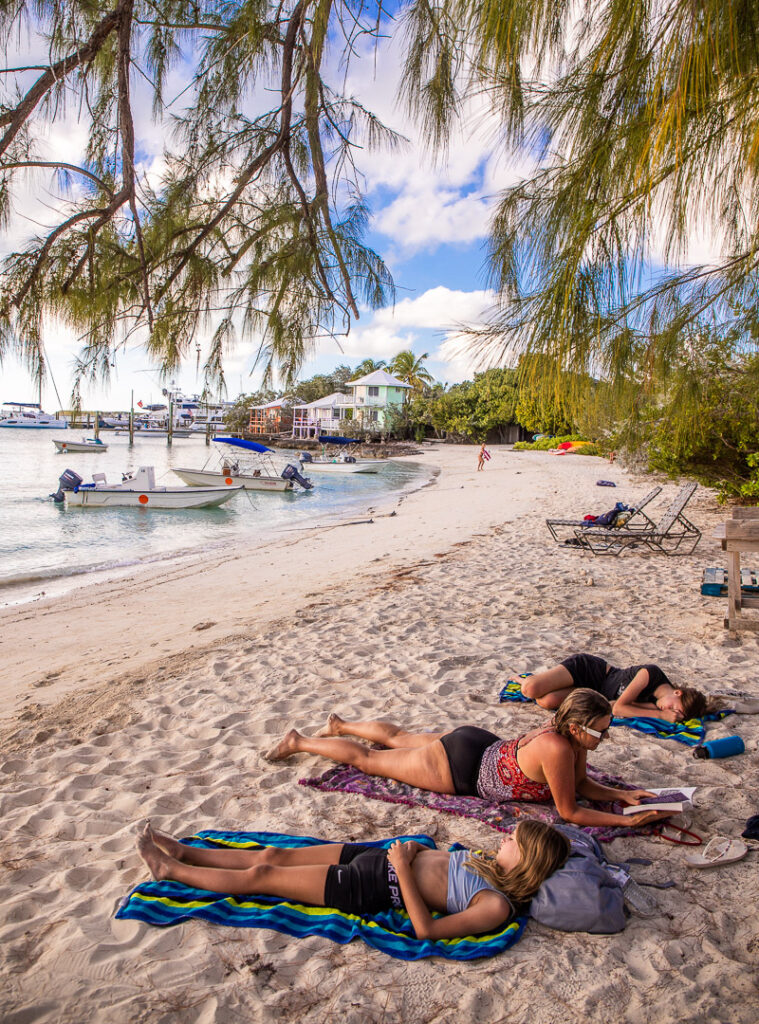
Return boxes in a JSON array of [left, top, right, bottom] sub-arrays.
[[584, 502, 631, 528], [529, 826, 627, 933]]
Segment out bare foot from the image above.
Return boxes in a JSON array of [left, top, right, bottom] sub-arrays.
[[149, 826, 188, 861], [315, 712, 344, 737], [263, 728, 302, 761], [137, 823, 171, 881]]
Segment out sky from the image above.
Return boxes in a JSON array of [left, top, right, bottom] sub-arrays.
[[1, 10, 521, 413]]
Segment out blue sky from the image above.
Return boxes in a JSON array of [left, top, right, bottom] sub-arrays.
[[1, 9, 526, 412]]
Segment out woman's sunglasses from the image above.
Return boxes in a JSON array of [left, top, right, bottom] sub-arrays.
[[582, 725, 610, 739]]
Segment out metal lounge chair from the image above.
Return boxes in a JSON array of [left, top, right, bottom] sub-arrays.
[[546, 486, 662, 543], [572, 482, 701, 556]]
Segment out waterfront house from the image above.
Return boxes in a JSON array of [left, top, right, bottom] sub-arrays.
[[292, 370, 412, 438], [248, 398, 294, 435]]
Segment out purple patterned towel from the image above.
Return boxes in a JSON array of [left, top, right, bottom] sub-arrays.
[[299, 764, 657, 843]]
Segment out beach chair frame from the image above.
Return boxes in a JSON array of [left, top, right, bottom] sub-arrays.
[[571, 482, 701, 557], [546, 486, 662, 543]]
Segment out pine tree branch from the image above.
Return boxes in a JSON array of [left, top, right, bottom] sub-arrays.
[[0, 160, 111, 190], [0, 5, 124, 157]]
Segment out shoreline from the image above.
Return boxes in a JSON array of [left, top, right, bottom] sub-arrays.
[[2, 445, 758, 1024], [0, 454, 434, 612]]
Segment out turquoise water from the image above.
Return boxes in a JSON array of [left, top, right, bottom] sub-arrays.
[[0, 431, 430, 606]]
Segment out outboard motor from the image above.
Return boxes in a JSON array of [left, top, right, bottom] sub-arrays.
[[281, 463, 314, 490], [50, 468, 83, 503], [299, 450, 313, 463]]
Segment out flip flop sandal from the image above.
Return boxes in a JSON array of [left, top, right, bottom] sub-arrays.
[[684, 836, 748, 868]]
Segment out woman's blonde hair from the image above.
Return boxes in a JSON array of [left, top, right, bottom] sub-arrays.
[[552, 687, 611, 737], [467, 820, 570, 906]]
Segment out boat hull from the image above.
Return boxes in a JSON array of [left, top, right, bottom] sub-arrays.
[[1, 421, 66, 429], [53, 439, 109, 453], [64, 485, 242, 508], [301, 459, 387, 474], [173, 468, 293, 491]]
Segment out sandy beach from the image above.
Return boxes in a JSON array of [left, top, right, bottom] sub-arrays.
[[1, 445, 758, 1023]]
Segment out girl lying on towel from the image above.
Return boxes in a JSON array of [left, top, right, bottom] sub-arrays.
[[519, 653, 720, 722], [266, 689, 669, 829], [136, 819, 570, 941]]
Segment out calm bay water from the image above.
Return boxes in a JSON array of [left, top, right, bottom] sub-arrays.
[[0, 431, 430, 606]]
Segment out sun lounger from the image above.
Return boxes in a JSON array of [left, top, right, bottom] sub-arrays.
[[546, 486, 662, 542], [572, 482, 700, 556]]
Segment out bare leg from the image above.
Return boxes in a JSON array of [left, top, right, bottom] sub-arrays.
[[137, 825, 330, 903], [265, 729, 455, 793], [520, 666, 576, 709], [318, 713, 445, 748], [148, 824, 345, 869]]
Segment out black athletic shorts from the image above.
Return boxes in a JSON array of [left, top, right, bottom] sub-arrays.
[[440, 725, 501, 796], [323, 844, 404, 916], [561, 653, 672, 702]]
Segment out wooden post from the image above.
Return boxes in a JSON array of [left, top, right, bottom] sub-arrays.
[[717, 517, 759, 631], [167, 397, 173, 446], [94, 412, 100, 439], [129, 390, 135, 445]]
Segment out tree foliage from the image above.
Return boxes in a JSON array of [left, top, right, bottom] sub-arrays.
[[402, 367, 519, 441], [0, 0, 396, 394], [403, 0, 759, 438], [387, 348, 433, 390]]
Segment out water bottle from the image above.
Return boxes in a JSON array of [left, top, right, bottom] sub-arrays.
[[692, 735, 745, 759]]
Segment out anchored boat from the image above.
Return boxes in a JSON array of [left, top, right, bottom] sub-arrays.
[[53, 437, 109, 453], [50, 466, 242, 509], [173, 437, 313, 491], [299, 436, 389, 474]]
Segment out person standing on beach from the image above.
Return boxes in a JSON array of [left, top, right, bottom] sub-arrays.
[[478, 443, 490, 471]]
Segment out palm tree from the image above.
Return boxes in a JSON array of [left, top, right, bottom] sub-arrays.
[[388, 350, 434, 391], [353, 358, 387, 377]]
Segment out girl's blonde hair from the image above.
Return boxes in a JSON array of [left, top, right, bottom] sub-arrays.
[[552, 687, 611, 737], [467, 820, 570, 907]]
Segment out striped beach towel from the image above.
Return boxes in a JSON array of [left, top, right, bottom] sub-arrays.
[[115, 830, 526, 961], [498, 675, 734, 746]]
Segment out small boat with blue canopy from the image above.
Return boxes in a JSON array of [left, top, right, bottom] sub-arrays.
[[298, 436, 389, 474], [173, 437, 313, 491]]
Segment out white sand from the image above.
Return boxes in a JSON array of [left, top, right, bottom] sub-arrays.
[[1, 446, 758, 1023]]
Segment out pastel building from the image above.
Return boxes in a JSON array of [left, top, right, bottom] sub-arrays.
[[248, 398, 293, 435], [292, 369, 411, 438]]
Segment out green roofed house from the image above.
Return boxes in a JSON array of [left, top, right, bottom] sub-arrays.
[[292, 369, 412, 438]]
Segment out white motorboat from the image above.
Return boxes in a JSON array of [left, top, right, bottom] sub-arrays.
[[299, 436, 389, 474], [53, 437, 109, 453], [50, 466, 242, 508], [1, 402, 67, 429], [173, 437, 313, 491]]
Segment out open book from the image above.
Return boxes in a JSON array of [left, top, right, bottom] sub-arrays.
[[621, 787, 696, 815]]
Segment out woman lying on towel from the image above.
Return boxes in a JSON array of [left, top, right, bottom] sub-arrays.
[[519, 653, 719, 722], [136, 819, 570, 941], [266, 689, 668, 829]]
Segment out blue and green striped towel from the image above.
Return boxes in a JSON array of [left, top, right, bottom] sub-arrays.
[[499, 676, 734, 746], [116, 830, 526, 961]]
